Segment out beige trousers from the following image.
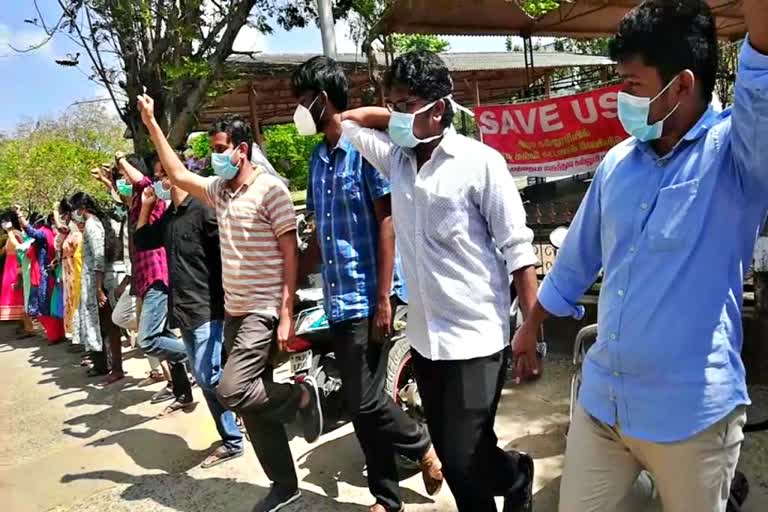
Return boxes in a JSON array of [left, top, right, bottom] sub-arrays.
[[559, 404, 746, 512]]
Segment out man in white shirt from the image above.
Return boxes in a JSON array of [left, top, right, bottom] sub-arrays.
[[340, 50, 540, 512]]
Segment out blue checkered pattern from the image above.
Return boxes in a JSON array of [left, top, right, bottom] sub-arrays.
[[307, 137, 405, 323]]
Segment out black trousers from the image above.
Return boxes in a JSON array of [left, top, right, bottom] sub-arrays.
[[411, 348, 521, 512], [330, 315, 431, 511]]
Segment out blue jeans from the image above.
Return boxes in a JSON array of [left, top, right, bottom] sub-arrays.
[[137, 286, 187, 364], [181, 320, 243, 452]]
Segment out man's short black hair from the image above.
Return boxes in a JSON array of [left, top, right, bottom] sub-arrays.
[[386, 50, 455, 128], [291, 56, 349, 111], [209, 116, 253, 160], [609, 0, 718, 103]]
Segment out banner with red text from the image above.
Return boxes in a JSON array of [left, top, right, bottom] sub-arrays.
[[475, 85, 628, 177]]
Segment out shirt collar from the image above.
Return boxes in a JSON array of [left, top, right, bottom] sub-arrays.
[[225, 166, 262, 198], [682, 105, 719, 142], [172, 195, 194, 213], [634, 105, 719, 161], [318, 136, 352, 163], [402, 126, 460, 159]]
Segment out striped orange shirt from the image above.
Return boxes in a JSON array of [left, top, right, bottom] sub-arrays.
[[204, 168, 296, 316]]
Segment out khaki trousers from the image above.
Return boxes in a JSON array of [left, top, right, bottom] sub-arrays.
[[559, 404, 745, 512]]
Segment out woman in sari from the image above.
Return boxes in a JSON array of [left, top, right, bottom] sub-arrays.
[[55, 200, 83, 351], [70, 193, 123, 383], [0, 212, 35, 335], [14, 208, 65, 344]]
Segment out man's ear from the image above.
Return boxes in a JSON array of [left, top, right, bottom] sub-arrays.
[[678, 69, 697, 102], [432, 98, 447, 122]]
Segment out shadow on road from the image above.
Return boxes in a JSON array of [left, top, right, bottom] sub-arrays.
[[61, 469, 371, 512], [297, 430, 433, 506]]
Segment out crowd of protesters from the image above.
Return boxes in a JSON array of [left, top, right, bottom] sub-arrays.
[[1, 1, 766, 511]]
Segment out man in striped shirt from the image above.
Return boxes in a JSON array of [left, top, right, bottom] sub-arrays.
[[138, 95, 322, 512]]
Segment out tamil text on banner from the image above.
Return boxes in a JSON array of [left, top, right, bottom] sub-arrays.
[[475, 85, 628, 177]]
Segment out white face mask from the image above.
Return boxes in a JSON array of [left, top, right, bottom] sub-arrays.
[[1, 222, 11, 231], [293, 94, 326, 136]]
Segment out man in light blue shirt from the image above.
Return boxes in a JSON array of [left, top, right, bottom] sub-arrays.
[[513, 1, 768, 511]]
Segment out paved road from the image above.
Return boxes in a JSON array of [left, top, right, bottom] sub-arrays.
[[1, 322, 766, 512]]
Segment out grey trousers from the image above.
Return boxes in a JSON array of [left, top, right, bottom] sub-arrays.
[[216, 313, 303, 489]]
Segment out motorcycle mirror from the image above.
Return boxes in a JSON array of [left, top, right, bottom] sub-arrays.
[[549, 226, 569, 249]]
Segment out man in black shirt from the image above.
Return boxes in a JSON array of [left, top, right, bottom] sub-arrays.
[[135, 173, 245, 468]]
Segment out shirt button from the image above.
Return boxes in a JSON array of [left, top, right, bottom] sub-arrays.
[[326, 236, 331, 241], [328, 260, 333, 264], [327, 189, 331, 194], [610, 333, 617, 341], [640, 202, 649, 210], [326, 213, 331, 217], [613, 371, 621, 377], [331, 283, 335, 288], [629, 246, 636, 253], [618, 289, 625, 297]]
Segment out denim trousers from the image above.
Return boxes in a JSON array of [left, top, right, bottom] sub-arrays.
[[181, 320, 243, 452]]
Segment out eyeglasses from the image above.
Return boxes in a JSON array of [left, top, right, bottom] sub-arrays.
[[385, 98, 422, 113]]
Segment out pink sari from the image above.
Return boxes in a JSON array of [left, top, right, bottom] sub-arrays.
[[0, 232, 25, 321]]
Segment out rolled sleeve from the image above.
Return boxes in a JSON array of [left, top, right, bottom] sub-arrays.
[[539, 274, 586, 320]]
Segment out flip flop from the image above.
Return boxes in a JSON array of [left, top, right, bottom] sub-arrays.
[[200, 446, 244, 469]]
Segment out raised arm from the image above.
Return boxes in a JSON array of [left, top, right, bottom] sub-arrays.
[[134, 188, 166, 251], [340, 107, 394, 177], [137, 94, 209, 203], [731, 0, 768, 196], [114, 152, 145, 186]]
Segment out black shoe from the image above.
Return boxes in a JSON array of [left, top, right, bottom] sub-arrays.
[[298, 376, 323, 443], [252, 484, 301, 512], [503, 452, 534, 512]]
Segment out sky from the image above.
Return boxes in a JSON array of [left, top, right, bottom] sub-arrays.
[[0, 0, 513, 133]]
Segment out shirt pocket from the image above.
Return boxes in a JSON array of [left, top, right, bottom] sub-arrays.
[[645, 179, 700, 252], [427, 193, 467, 240]]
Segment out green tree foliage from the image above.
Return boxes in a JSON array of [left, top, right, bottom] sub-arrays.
[[0, 104, 129, 213], [391, 34, 450, 54], [19, 1, 318, 155], [553, 38, 611, 56], [263, 124, 322, 191]]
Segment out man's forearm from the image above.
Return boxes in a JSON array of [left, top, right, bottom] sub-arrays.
[[745, 0, 768, 53], [146, 119, 192, 186], [278, 233, 298, 318], [341, 107, 391, 130], [95, 271, 104, 292], [376, 216, 396, 303], [512, 265, 539, 321]]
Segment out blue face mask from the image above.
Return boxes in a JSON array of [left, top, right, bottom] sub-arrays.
[[153, 180, 171, 201], [211, 150, 240, 180], [617, 76, 680, 142], [388, 99, 445, 148]]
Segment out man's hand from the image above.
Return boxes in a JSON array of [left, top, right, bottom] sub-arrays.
[[511, 322, 541, 384], [372, 298, 393, 341], [137, 94, 156, 127], [141, 187, 157, 209], [276, 315, 295, 353]]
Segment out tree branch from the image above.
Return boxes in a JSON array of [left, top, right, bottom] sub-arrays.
[[59, 0, 127, 124]]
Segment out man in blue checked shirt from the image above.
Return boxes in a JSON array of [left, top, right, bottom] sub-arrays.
[[292, 57, 442, 512], [513, 1, 768, 511]]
